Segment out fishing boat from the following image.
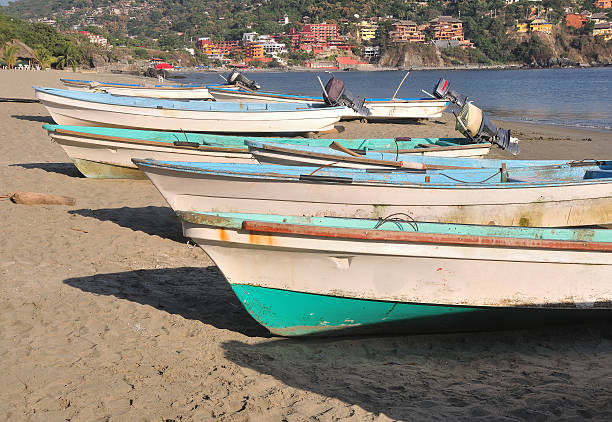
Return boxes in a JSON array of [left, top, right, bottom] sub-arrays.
[[60, 78, 223, 99], [133, 160, 612, 227], [43, 125, 490, 178], [250, 140, 548, 167], [34, 87, 344, 134], [178, 210, 612, 336], [208, 86, 449, 120]]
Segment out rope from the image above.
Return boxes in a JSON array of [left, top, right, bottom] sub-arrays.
[[437, 169, 502, 184], [309, 162, 340, 175], [374, 213, 418, 232]]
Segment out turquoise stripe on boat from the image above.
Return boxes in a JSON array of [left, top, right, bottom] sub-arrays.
[[231, 284, 611, 336], [42, 124, 472, 151], [181, 211, 612, 242]]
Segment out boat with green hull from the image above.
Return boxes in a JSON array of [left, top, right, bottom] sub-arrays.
[[43, 124, 491, 178], [173, 211, 612, 336]]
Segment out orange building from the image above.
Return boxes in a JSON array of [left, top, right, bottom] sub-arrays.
[[565, 13, 588, 28], [596, 0, 611, 9], [389, 20, 425, 42], [429, 16, 465, 41], [246, 42, 264, 60]]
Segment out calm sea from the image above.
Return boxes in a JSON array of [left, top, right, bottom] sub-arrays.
[[177, 67, 612, 131]]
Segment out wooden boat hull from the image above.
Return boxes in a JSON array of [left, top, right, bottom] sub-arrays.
[[249, 142, 493, 165], [209, 88, 449, 119], [35, 88, 343, 134], [60, 78, 246, 100], [134, 161, 612, 227], [180, 212, 612, 336], [47, 128, 256, 178]]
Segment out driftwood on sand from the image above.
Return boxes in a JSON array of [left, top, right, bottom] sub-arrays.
[[5, 191, 76, 206]]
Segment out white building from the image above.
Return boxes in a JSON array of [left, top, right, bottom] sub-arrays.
[[242, 32, 258, 43]]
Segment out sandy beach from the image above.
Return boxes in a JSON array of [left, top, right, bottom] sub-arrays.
[[1, 69, 611, 421]]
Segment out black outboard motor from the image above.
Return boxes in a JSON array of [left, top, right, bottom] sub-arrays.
[[433, 78, 466, 108], [226, 71, 260, 90], [323, 77, 371, 116]]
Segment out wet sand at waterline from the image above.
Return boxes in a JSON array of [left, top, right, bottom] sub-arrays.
[[1, 69, 611, 420]]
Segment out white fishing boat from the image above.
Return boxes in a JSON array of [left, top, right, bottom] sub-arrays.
[[34, 87, 344, 134], [133, 160, 612, 227], [178, 211, 612, 336], [43, 125, 494, 178], [208, 86, 449, 120], [60, 78, 219, 99]]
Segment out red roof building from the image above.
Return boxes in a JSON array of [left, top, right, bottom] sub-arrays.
[[566, 13, 588, 28]]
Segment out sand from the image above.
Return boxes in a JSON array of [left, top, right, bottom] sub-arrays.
[[1, 69, 611, 421]]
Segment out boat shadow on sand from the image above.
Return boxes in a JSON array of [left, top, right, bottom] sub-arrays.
[[222, 321, 612, 419], [69, 206, 184, 242], [11, 114, 54, 123], [63, 267, 271, 338], [10, 162, 83, 177]]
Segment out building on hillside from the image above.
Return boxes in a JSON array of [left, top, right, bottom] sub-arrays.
[[278, 15, 290, 25], [78, 31, 109, 46], [566, 13, 588, 28], [590, 13, 609, 24], [363, 46, 380, 59], [357, 21, 378, 41], [302, 23, 338, 40], [429, 16, 464, 41], [242, 32, 258, 43], [595, 0, 611, 9], [256, 35, 286, 57], [389, 20, 425, 42], [593, 22, 612, 40], [529, 17, 553, 33], [218, 40, 241, 56], [197, 38, 223, 59], [335, 56, 368, 69], [516, 22, 529, 32], [245, 42, 265, 60]]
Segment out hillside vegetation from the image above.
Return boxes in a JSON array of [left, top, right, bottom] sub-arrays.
[[2, 0, 611, 67]]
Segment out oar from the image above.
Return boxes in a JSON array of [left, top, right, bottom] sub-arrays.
[[330, 141, 426, 170], [329, 141, 362, 157]]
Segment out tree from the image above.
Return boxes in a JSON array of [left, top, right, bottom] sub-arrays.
[[2, 42, 18, 68], [33, 46, 52, 69], [55, 44, 79, 71]]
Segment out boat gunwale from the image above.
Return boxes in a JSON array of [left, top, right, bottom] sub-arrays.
[[132, 159, 612, 189], [35, 87, 346, 113]]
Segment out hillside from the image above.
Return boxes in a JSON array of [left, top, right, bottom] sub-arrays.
[[2, 0, 611, 67]]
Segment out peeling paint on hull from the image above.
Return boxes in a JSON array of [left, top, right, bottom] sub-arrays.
[[231, 284, 612, 336]]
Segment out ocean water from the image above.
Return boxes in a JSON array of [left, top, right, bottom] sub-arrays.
[[177, 67, 612, 131]]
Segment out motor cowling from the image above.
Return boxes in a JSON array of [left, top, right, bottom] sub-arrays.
[[433, 78, 467, 108], [455, 102, 520, 155], [227, 71, 260, 90], [323, 77, 371, 116]]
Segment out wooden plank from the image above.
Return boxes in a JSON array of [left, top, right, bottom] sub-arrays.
[[377, 143, 492, 154], [52, 128, 247, 153], [256, 142, 475, 170], [242, 221, 612, 252]]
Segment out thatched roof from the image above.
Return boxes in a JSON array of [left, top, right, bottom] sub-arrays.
[[0, 39, 35, 59]]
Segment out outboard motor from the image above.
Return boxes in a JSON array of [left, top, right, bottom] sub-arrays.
[[323, 77, 371, 116], [433, 78, 466, 108], [226, 71, 260, 90], [433, 78, 519, 154], [455, 102, 520, 155]]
